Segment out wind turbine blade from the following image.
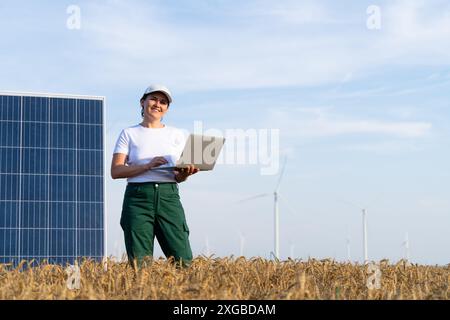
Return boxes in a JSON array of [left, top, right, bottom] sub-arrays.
[[277, 193, 299, 216], [235, 193, 270, 204], [274, 156, 288, 192], [337, 198, 364, 210], [363, 193, 384, 210]]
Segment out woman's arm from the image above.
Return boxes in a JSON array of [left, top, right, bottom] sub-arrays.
[[110, 153, 168, 179]]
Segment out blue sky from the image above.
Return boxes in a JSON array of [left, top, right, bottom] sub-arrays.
[[1, 0, 449, 265]]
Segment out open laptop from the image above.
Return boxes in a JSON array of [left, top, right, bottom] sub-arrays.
[[150, 134, 226, 171]]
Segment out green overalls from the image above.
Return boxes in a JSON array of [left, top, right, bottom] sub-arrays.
[[120, 182, 193, 268]]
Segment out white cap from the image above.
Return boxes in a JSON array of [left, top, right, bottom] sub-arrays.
[[143, 84, 173, 103]]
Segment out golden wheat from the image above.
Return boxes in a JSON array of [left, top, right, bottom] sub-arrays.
[[0, 257, 448, 300]]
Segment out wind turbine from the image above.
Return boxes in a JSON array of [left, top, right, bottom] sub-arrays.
[[339, 199, 369, 264], [362, 208, 368, 264], [237, 157, 288, 260], [113, 239, 123, 262], [204, 235, 211, 256], [346, 226, 351, 262], [239, 232, 245, 257], [289, 240, 295, 259], [402, 232, 410, 262]]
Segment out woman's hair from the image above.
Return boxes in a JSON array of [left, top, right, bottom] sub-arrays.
[[140, 94, 148, 117]]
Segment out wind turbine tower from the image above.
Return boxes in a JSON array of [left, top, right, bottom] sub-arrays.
[[239, 232, 245, 257], [340, 199, 370, 264], [205, 236, 211, 256], [362, 208, 368, 264], [346, 232, 351, 262], [403, 232, 410, 262], [289, 242, 295, 259], [236, 157, 288, 260], [272, 157, 287, 260]]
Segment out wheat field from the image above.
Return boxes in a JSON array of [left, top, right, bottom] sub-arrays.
[[0, 257, 448, 300]]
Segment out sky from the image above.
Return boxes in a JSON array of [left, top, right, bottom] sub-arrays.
[[0, 0, 449, 265]]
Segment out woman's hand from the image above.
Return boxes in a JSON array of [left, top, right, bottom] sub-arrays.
[[146, 156, 168, 170], [174, 164, 199, 182]]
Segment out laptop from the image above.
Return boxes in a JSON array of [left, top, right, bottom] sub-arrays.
[[150, 134, 226, 171]]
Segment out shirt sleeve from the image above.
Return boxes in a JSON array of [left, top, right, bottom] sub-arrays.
[[113, 129, 129, 155]]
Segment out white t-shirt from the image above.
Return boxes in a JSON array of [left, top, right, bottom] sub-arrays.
[[113, 124, 187, 183]]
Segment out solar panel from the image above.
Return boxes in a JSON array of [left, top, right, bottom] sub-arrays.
[[0, 92, 105, 266]]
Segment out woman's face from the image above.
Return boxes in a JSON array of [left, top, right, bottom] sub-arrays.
[[141, 91, 170, 121]]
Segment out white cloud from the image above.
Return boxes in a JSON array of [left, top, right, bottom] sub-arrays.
[[341, 140, 422, 154], [417, 196, 450, 209], [311, 119, 431, 138], [243, 0, 336, 25], [268, 107, 432, 138], [77, 0, 450, 93], [73, 2, 367, 91], [374, 0, 450, 64], [2, 0, 450, 93]]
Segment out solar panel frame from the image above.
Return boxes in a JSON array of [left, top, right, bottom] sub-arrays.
[[0, 91, 106, 266]]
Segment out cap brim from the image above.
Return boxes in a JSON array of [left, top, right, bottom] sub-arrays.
[[145, 90, 172, 103]]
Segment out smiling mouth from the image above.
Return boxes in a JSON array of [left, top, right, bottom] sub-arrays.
[[151, 107, 162, 112]]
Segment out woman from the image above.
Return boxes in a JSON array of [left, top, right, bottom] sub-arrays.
[[111, 84, 198, 268]]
